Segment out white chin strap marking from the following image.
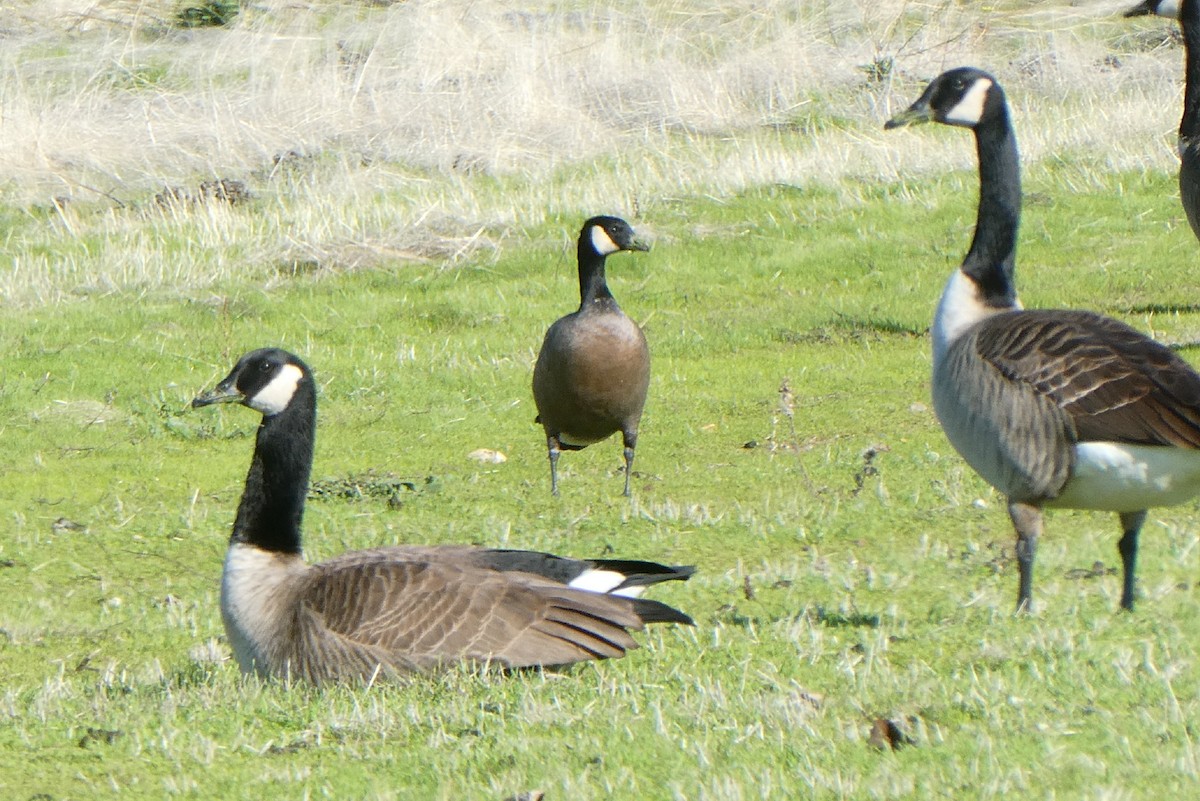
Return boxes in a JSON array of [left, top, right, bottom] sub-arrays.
[[248, 364, 304, 416], [943, 78, 993, 127], [590, 225, 621, 256]]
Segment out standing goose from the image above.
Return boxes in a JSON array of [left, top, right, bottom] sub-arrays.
[[533, 216, 651, 497], [886, 67, 1200, 612], [1125, 0, 1200, 243], [192, 348, 692, 683]]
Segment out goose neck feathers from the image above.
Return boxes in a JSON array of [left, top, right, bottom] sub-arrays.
[[575, 215, 649, 308], [577, 244, 616, 307], [885, 68, 1020, 313], [1181, 0, 1200, 146], [961, 107, 1020, 309], [193, 348, 316, 554], [886, 68, 1021, 358], [231, 402, 314, 554], [1123, 0, 1200, 144]]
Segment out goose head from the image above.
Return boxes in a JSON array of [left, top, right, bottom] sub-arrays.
[[581, 215, 651, 259], [885, 67, 1006, 132], [192, 348, 313, 418]]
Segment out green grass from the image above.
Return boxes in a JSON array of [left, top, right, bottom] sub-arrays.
[[2, 162, 1200, 797], [2, 0, 1199, 796]]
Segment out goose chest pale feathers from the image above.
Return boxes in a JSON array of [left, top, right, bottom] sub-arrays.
[[1125, 0, 1200, 243], [887, 68, 1200, 612], [532, 216, 651, 496], [193, 348, 692, 683]]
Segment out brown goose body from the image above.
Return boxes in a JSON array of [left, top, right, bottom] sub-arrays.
[[222, 543, 691, 683], [888, 68, 1200, 611], [935, 308, 1200, 510], [196, 348, 692, 684], [533, 216, 651, 496], [533, 303, 650, 448]]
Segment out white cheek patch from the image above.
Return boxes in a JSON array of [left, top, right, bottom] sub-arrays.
[[590, 225, 621, 256], [943, 78, 993, 127], [247, 363, 304, 416]]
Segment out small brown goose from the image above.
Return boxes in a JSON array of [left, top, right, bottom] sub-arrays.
[[533, 216, 651, 496], [193, 348, 693, 683], [1125, 0, 1200, 244], [886, 68, 1200, 612]]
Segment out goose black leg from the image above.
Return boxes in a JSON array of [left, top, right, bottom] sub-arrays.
[[1008, 500, 1043, 613], [621, 430, 638, 498], [547, 436, 562, 496], [1117, 510, 1146, 612]]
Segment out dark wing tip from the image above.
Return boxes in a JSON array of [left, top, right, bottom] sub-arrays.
[[595, 561, 696, 593], [630, 597, 694, 626]]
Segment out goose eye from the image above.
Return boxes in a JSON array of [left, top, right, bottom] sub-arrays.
[[259, 361, 273, 372]]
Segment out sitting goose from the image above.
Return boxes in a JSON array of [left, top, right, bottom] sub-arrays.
[[533, 216, 651, 496], [192, 348, 693, 683], [1124, 0, 1200, 244], [886, 67, 1200, 612]]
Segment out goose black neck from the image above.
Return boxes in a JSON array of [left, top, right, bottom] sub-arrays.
[[230, 383, 316, 554], [577, 240, 615, 307], [962, 106, 1021, 307], [1182, 0, 1200, 143]]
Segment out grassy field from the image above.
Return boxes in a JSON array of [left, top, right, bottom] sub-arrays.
[[3, 1, 1200, 799]]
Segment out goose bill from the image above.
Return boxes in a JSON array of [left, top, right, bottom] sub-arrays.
[[191, 381, 244, 408], [885, 102, 933, 130]]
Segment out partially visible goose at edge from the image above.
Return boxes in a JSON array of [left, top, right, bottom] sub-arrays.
[[1125, 0, 1200, 243], [533, 215, 651, 497], [192, 348, 693, 683], [886, 67, 1200, 612]]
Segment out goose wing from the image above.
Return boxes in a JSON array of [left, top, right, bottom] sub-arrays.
[[299, 545, 694, 595], [295, 550, 670, 674], [399, 546, 694, 596], [974, 309, 1200, 448]]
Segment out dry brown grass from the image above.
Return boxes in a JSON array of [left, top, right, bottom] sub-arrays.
[[0, 0, 1184, 302]]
